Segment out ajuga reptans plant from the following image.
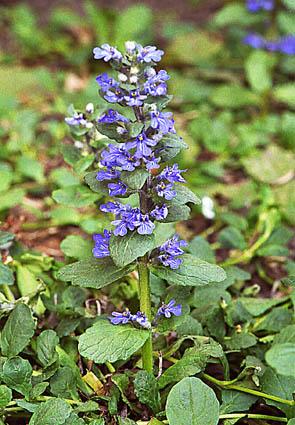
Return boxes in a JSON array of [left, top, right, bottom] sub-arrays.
[[63, 42, 225, 373]]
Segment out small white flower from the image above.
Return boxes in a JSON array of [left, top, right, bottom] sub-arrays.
[[86, 122, 93, 129], [118, 73, 128, 82], [130, 66, 139, 75], [130, 75, 138, 84], [85, 102, 94, 114], [202, 196, 215, 219], [74, 140, 84, 149], [125, 41, 136, 51], [116, 126, 125, 135]]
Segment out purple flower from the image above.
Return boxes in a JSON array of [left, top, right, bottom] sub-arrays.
[[144, 154, 161, 170], [150, 204, 168, 220], [157, 235, 187, 269], [278, 35, 295, 55], [110, 308, 132, 325], [93, 44, 123, 62], [100, 144, 128, 168], [265, 40, 279, 52], [100, 201, 126, 215], [98, 109, 129, 124], [96, 168, 121, 181], [243, 33, 266, 49], [246, 0, 274, 12], [112, 207, 137, 236], [65, 113, 87, 127], [126, 133, 157, 158], [156, 181, 177, 200], [134, 213, 155, 235], [108, 181, 127, 197], [96, 73, 118, 92], [124, 90, 147, 107], [132, 311, 151, 328], [104, 88, 124, 103], [137, 45, 164, 63], [144, 70, 169, 96], [150, 111, 175, 134], [92, 230, 111, 258], [159, 164, 186, 183], [157, 299, 182, 318]]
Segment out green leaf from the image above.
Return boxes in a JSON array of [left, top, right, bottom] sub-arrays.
[[78, 320, 149, 363], [134, 370, 161, 413], [163, 204, 191, 223], [261, 367, 295, 418], [60, 235, 93, 260], [36, 330, 59, 368], [245, 50, 275, 93], [157, 133, 187, 161], [1, 303, 36, 357], [210, 85, 260, 108], [220, 390, 257, 414], [50, 367, 79, 399], [110, 232, 155, 267], [0, 263, 14, 285], [0, 188, 25, 212], [242, 145, 295, 184], [159, 339, 223, 389], [151, 254, 226, 286], [16, 156, 45, 183], [225, 332, 257, 350], [239, 296, 286, 316], [266, 343, 295, 377], [58, 257, 136, 289], [274, 324, 295, 344], [0, 231, 14, 249], [2, 357, 32, 398], [274, 83, 295, 108], [170, 184, 201, 206], [0, 385, 12, 408], [121, 169, 149, 190], [52, 185, 100, 207], [166, 377, 219, 425], [188, 236, 216, 263], [84, 171, 109, 195], [29, 398, 72, 425], [218, 226, 247, 250]]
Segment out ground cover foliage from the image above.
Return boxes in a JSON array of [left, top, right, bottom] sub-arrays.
[[0, 1, 294, 424]]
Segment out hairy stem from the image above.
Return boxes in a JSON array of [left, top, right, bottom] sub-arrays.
[[138, 256, 153, 373], [219, 414, 287, 422]]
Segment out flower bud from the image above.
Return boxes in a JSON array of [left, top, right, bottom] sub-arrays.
[[118, 73, 128, 82], [125, 40, 136, 52], [85, 102, 94, 114]]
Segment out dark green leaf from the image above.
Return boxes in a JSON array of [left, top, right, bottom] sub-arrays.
[[166, 377, 219, 425], [50, 367, 79, 399], [78, 320, 150, 363], [0, 385, 12, 408], [188, 236, 216, 263], [120, 169, 149, 190], [218, 226, 247, 250], [2, 357, 32, 398], [57, 257, 136, 289], [1, 303, 36, 357], [0, 263, 14, 285], [29, 398, 72, 425], [36, 330, 59, 368], [134, 371, 161, 413], [110, 232, 155, 267]]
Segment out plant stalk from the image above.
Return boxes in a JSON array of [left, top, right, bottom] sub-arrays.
[[219, 413, 287, 422], [138, 256, 153, 373]]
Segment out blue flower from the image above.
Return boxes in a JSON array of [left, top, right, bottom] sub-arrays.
[[124, 90, 147, 106], [132, 311, 151, 328], [159, 164, 186, 183], [110, 308, 133, 325], [98, 109, 129, 124], [278, 35, 295, 55], [144, 154, 161, 170], [144, 70, 169, 96], [93, 44, 123, 62], [246, 0, 274, 12], [92, 230, 111, 258], [108, 181, 127, 197], [243, 33, 265, 49], [126, 133, 157, 158], [150, 110, 175, 134], [104, 88, 124, 103], [101, 144, 129, 168], [157, 299, 182, 318], [134, 213, 155, 235], [137, 45, 164, 63], [65, 112, 87, 127], [96, 168, 121, 181], [100, 201, 126, 215], [150, 204, 168, 220], [157, 235, 187, 269], [156, 181, 177, 200], [96, 73, 118, 92]]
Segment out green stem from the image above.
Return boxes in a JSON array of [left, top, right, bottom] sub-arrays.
[[2, 285, 15, 302], [138, 257, 153, 373], [203, 373, 294, 406], [219, 413, 287, 422]]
